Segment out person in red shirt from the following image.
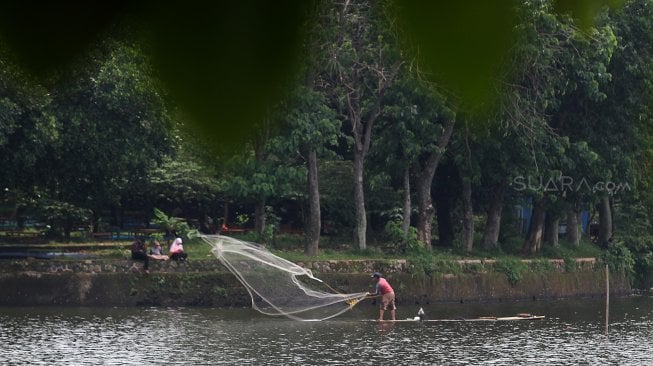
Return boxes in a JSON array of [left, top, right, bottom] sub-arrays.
[[367, 272, 396, 321]]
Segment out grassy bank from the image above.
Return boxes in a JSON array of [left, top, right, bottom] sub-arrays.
[[0, 233, 604, 264]]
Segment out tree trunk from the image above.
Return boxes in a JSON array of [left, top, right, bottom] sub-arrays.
[[353, 150, 367, 250], [566, 209, 580, 247], [255, 200, 266, 242], [481, 186, 504, 250], [415, 119, 456, 249], [305, 149, 321, 256], [332, 2, 401, 251], [416, 169, 434, 250], [598, 196, 612, 248], [523, 199, 545, 254], [461, 179, 474, 253], [401, 167, 411, 243], [544, 212, 559, 248]]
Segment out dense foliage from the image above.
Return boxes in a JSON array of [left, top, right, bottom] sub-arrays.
[[2, 1, 653, 286]]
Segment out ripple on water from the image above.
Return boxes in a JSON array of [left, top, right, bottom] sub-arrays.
[[1, 298, 653, 365]]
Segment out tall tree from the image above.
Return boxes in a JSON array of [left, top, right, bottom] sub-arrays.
[[224, 110, 307, 244], [493, 1, 615, 253], [374, 71, 455, 250], [0, 40, 58, 202], [454, 128, 479, 253], [412, 115, 455, 250], [147, 153, 225, 225], [474, 130, 523, 251], [276, 3, 344, 255], [47, 36, 174, 235], [325, 0, 401, 250], [226, 112, 280, 242], [580, 0, 653, 246], [283, 85, 340, 255]]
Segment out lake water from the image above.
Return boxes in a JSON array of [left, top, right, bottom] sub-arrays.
[[1, 295, 652, 365]]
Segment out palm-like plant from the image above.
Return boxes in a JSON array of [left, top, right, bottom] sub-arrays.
[[152, 208, 198, 239]]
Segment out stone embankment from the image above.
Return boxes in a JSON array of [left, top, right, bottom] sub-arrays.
[[0, 257, 629, 307]]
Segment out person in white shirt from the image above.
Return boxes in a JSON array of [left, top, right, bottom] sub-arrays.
[[148, 240, 169, 261]]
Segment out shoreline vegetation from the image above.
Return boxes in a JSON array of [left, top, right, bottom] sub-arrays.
[[0, 232, 608, 272], [0, 234, 634, 308], [0, 255, 629, 308]]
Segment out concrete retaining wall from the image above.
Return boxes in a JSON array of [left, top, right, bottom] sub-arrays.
[[0, 257, 630, 307]]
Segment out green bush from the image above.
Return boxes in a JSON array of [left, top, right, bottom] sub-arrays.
[[211, 286, 228, 298], [407, 251, 462, 278], [541, 239, 602, 259], [562, 252, 577, 272], [612, 203, 653, 288], [152, 208, 198, 240], [261, 206, 280, 245], [614, 235, 653, 287], [495, 258, 527, 285], [601, 239, 636, 283], [384, 220, 421, 254], [432, 258, 462, 275], [461, 261, 487, 274], [529, 258, 555, 272], [408, 253, 435, 278]]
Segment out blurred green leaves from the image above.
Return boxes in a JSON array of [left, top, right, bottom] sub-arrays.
[[142, 1, 309, 155], [0, 0, 624, 154], [0, 0, 131, 74], [0, 0, 309, 156], [395, 1, 517, 112]]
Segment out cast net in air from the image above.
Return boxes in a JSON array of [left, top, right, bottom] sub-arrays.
[[202, 235, 368, 321]]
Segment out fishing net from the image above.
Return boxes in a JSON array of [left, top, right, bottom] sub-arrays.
[[202, 235, 368, 321]]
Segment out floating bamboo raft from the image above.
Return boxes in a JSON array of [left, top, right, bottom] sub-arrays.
[[361, 313, 545, 322]]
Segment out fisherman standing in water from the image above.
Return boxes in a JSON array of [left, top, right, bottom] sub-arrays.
[[367, 272, 396, 321]]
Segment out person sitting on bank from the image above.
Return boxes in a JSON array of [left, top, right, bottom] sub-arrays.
[[366, 272, 396, 321], [168, 235, 188, 261], [148, 240, 169, 261], [131, 238, 149, 273]]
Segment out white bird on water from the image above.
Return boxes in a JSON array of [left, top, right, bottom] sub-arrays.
[[413, 307, 426, 321]]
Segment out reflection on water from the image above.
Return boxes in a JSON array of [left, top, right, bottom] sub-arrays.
[[1, 296, 652, 365]]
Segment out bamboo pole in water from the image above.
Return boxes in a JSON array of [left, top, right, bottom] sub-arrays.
[[605, 264, 609, 336]]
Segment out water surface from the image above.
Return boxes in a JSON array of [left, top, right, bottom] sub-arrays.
[[1, 296, 651, 365]]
